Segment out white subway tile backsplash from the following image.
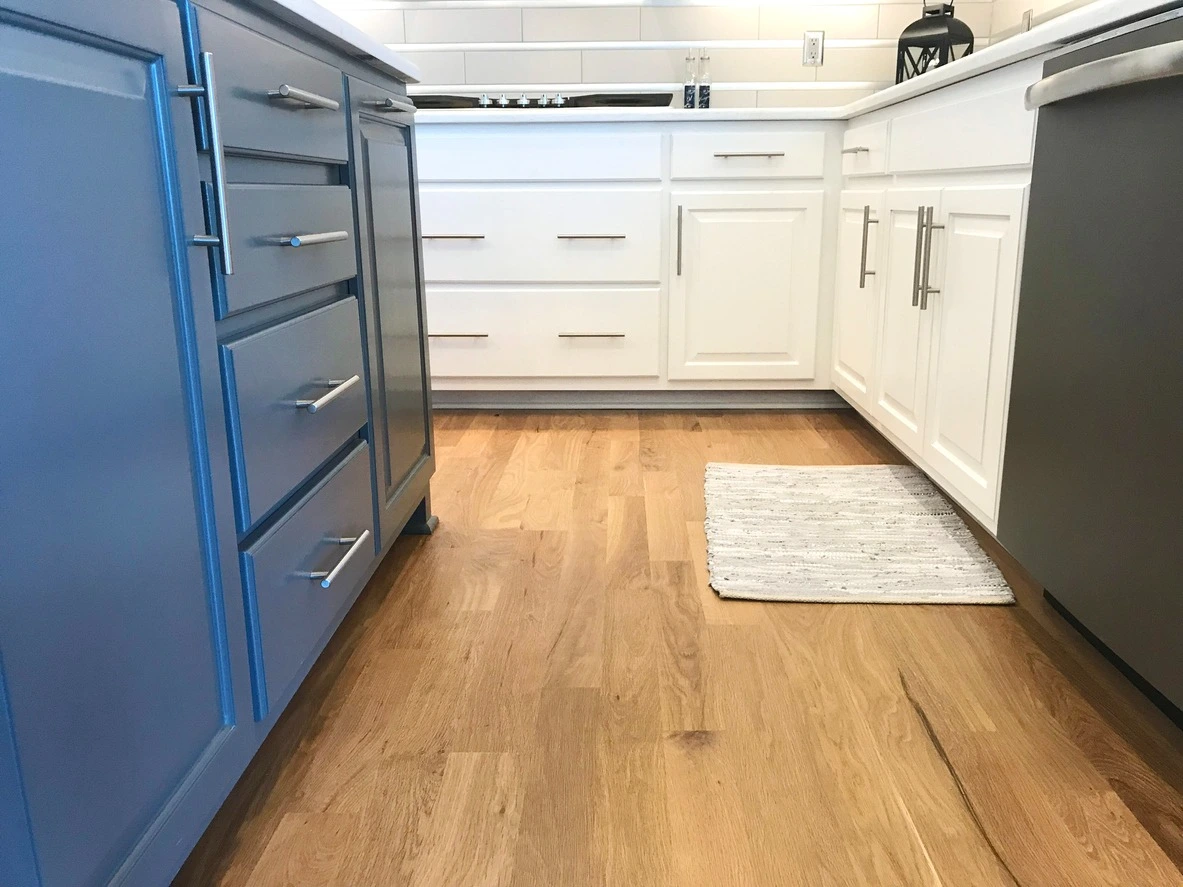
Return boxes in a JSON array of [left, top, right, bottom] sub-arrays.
[[815, 46, 896, 81], [397, 50, 465, 84], [337, 9, 404, 43], [707, 89, 760, 108], [639, 6, 760, 41], [465, 49, 582, 84], [404, 7, 521, 43], [759, 5, 880, 40], [710, 48, 818, 83], [757, 87, 877, 107], [581, 48, 687, 83], [523, 7, 640, 42]]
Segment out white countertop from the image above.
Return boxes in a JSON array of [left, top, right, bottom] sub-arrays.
[[245, 0, 422, 83], [418, 0, 1182, 124]]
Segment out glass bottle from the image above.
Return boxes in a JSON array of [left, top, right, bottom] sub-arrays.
[[697, 51, 711, 109], [683, 52, 697, 109]]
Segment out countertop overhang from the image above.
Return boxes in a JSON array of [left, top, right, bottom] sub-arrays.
[[415, 0, 1183, 124]]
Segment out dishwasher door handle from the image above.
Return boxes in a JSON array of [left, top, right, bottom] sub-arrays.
[[1026, 39, 1183, 109]]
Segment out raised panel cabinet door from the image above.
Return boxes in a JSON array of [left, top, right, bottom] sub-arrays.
[[871, 189, 941, 451], [833, 189, 887, 409], [922, 186, 1027, 523], [0, 3, 250, 886], [353, 109, 432, 549], [668, 191, 824, 381]]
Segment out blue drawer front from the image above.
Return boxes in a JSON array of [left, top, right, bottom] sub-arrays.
[[223, 298, 367, 530], [241, 442, 375, 719], [219, 184, 358, 318]]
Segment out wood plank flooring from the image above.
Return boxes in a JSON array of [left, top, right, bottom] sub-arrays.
[[175, 411, 1183, 887]]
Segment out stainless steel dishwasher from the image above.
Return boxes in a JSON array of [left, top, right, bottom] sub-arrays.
[[998, 9, 1183, 722]]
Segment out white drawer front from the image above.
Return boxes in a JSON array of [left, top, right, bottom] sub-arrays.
[[416, 131, 662, 182], [671, 131, 826, 180], [427, 288, 660, 378], [420, 187, 662, 283], [842, 120, 889, 176], [888, 85, 1035, 173]]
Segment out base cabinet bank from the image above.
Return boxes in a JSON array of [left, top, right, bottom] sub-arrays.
[[0, 2, 433, 885]]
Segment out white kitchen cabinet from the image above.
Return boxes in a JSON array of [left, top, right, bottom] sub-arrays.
[[832, 189, 886, 409], [667, 190, 824, 381], [872, 189, 940, 451], [922, 185, 1026, 517]]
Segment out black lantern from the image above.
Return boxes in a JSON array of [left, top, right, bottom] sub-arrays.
[[896, 4, 974, 84]]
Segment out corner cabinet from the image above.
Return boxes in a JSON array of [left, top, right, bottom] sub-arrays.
[[348, 78, 437, 548], [0, 2, 252, 886], [668, 191, 824, 381]]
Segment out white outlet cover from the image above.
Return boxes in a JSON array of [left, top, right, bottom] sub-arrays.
[[803, 30, 825, 66]]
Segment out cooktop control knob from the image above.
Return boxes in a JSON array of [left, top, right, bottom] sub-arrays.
[[552, 94, 567, 107], [478, 93, 492, 107], [516, 93, 530, 107], [537, 94, 550, 107], [496, 94, 509, 107]]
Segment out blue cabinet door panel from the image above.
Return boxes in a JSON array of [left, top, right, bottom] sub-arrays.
[[0, 3, 251, 885]]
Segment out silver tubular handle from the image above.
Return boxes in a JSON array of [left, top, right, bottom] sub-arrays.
[[367, 96, 416, 113], [714, 152, 785, 158], [196, 52, 234, 275], [676, 205, 684, 277], [1025, 39, 1183, 109], [293, 374, 360, 413], [556, 234, 626, 240], [558, 333, 625, 338], [428, 333, 490, 338], [920, 206, 943, 311], [283, 230, 349, 248], [911, 206, 926, 307], [859, 204, 878, 290], [423, 234, 485, 240], [842, 146, 871, 155], [268, 84, 340, 111], [297, 530, 372, 588]]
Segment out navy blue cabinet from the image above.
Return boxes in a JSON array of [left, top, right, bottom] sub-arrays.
[[0, 1, 253, 885]]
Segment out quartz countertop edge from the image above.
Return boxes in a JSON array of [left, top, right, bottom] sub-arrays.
[[416, 0, 1182, 124], [244, 0, 422, 83]]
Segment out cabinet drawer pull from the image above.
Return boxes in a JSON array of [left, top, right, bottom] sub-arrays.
[[267, 84, 340, 111], [713, 152, 785, 158], [676, 204, 684, 276], [281, 230, 349, 248], [429, 333, 490, 338], [859, 204, 878, 289], [842, 146, 871, 155], [558, 333, 626, 338], [293, 375, 360, 413], [180, 53, 234, 274], [296, 530, 372, 588], [556, 234, 627, 240], [912, 206, 926, 307], [367, 97, 416, 114], [423, 234, 486, 240], [920, 206, 944, 311]]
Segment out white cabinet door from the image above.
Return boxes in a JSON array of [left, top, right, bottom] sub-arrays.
[[833, 189, 886, 409], [872, 189, 940, 451], [922, 185, 1026, 519], [668, 191, 823, 380]]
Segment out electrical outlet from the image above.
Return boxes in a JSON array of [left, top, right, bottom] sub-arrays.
[[803, 30, 825, 67]]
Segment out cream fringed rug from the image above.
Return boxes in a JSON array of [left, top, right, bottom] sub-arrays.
[[703, 463, 1014, 604]]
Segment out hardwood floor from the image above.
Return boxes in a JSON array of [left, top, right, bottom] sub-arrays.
[[175, 411, 1183, 887]]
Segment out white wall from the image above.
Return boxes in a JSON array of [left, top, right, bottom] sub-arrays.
[[324, 0, 999, 107]]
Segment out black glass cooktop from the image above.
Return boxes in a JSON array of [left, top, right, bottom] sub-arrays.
[[411, 93, 673, 110]]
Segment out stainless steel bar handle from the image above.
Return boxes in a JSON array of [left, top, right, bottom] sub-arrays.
[[428, 333, 490, 338], [293, 375, 360, 413], [859, 204, 878, 290], [842, 146, 871, 155], [676, 205, 684, 277], [714, 152, 786, 158], [556, 234, 627, 240], [558, 333, 626, 338], [197, 52, 234, 275], [920, 206, 944, 311], [1025, 39, 1183, 109], [297, 531, 372, 588], [268, 84, 340, 111], [283, 230, 349, 248], [911, 206, 926, 307], [367, 96, 416, 113], [423, 234, 486, 240]]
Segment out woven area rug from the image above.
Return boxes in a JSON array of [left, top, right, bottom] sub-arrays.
[[704, 463, 1014, 604]]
